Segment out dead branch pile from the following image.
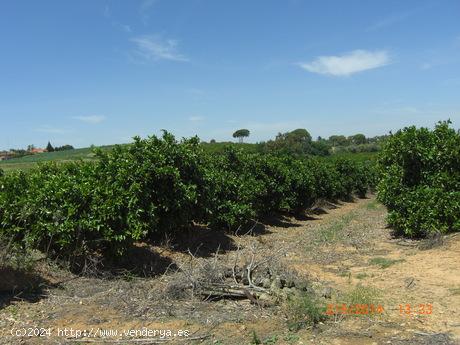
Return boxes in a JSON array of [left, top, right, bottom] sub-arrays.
[[164, 243, 310, 307]]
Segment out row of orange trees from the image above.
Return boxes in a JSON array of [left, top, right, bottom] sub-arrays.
[[0, 132, 376, 260], [377, 121, 460, 237]]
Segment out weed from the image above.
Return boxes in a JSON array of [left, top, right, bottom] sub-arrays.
[[337, 269, 350, 277], [0, 237, 36, 272], [365, 200, 380, 210], [345, 284, 380, 307], [318, 212, 356, 243], [251, 331, 261, 345], [369, 257, 403, 269], [263, 335, 278, 344], [283, 333, 300, 343], [449, 287, 460, 296], [284, 292, 326, 331], [355, 272, 368, 280]]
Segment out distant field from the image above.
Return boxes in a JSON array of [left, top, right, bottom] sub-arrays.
[[0, 142, 378, 172], [0, 142, 259, 172], [0, 146, 114, 172]]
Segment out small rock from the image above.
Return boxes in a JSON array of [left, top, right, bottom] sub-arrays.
[[261, 278, 271, 289], [321, 287, 333, 299], [258, 293, 273, 302], [282, 287, 295, 296], [271, 277, 282, 290], [279, 277, 287, 288], [294, 280, 309, 291]]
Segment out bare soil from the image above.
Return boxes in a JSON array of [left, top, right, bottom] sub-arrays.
[[0, 197, 459, 345]]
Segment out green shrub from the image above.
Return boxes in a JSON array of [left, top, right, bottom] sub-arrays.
[[285, 292, 326, 330], [377, 121, 460, 237], [0, 132, 205, 259], [0, 132, 376, 263]]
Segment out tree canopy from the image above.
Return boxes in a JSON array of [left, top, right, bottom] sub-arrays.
[[348, 133, 367, 145], [263, 128, 321, 155], [46, 141, 54, 152], [232, 129, 250, 143]]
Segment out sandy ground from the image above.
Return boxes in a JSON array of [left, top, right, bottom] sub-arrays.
[[0, 196, 459, 345]]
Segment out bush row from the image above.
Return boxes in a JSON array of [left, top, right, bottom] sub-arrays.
[[377, 121, 460, 237], [0, 132, 376, 259]]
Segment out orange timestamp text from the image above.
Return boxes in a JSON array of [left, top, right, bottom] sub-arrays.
[[399, 304, 432, 316]]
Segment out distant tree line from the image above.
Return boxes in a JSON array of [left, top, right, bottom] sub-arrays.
[[46, 142, 74, 152], [326, 134, 388, 154], [260, 128, 329, 156], [3, 142, 75, 159], [258, 129, 387, 156], [222, 128, 389, 157]]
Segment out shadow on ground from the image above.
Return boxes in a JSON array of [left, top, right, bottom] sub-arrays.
[[0, 266, 49, 309], [173, 225, 239, 258], [96, 245, 179, 278]]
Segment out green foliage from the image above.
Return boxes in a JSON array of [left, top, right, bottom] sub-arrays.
[[0, 132, 376, 264], [263, 128, 317, 155], [0, 132, 204, 260], [250, 330, 261, 345], [285, 292, 326, 330], [198, 149, 258, 229], [348, 133, 367, 145], [46, 141, 54, 152], [263, 335, 278, 344], [344, 284, 380, 309], [368, 257, 403, 269], [232, 129, 250, 139], [328, 135, 348, 146], [54, 144, 74, 151], [198, 149, 375, 229], [332, 158, 376, 199], [377, 120, 460, 237]]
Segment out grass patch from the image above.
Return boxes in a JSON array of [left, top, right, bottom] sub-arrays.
[[449, 287, 460, 296], [251, 331, 261, 345], [365, 199, 381, 210], [283, 333, 300, 343], [263, 335, 278, 345], [337, 269, 350, 277], [345, 284, 380, 306], [355, 272, 369, 280], [369, 257, 404, 269], [317, 212, 356, 243], [284, 292, 326, 331], [0, 237, 37, 271]]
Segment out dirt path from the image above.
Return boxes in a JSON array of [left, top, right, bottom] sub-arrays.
[[0, 197, 459, 345]]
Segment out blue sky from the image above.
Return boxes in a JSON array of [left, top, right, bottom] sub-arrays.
[[1, 0, 460, 149]]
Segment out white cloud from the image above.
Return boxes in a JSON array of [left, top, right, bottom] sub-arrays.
[[189, 116, 204, 122], [73, 115, 106, 124], [131, 35, 189, 62], [121, 24, 132, 33], [140, 0, 157, 13], [139, 0, 157, 24], [299, 50, 390, 77], [34, 125, 68, 134]]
